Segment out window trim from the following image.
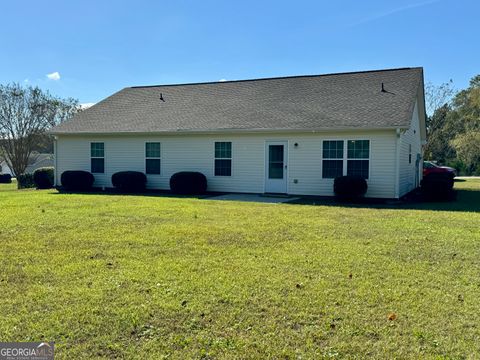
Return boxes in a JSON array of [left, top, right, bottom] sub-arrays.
[[321, 139, 371, 180], [321, 140, 345, 179], [214, 141, 232, 177], [346, 139, 370, 179], [90, 142, 105, 174], [145, 142, 161, 175]]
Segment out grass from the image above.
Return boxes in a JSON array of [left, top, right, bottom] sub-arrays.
[[0, 180, 479, 359]]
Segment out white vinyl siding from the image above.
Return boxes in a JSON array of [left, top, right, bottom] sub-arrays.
[[55, 130, 398, 198], [398, 99, 423, 197]]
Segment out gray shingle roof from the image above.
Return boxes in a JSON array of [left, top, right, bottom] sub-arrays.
[[50, 67, 424, 134]]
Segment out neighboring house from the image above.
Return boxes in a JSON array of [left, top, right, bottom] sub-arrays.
[[0, 154, 54, 176], [25, 154, 54, 174], [49, 67, 426, 198], [0, 159, 14, 176]]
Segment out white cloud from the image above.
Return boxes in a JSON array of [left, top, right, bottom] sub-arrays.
[[80, 103, 95, 109], [23, 78, 29, 84], [219, 79, 227, 82], [46, 72, 61, 81]]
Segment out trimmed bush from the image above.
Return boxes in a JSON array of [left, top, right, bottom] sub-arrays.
[[0, 174, 12, 183], [61, 170, 95, 191], [33, 167, 54, 189], [17, 173, 35, 189], [421, 173, 455, 201], [111, 171, 147, 192], [334, 175, 368, 200], [170, 172, 207, 194]]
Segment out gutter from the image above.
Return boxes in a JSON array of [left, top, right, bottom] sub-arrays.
[[53, 137, 58, 186], [48, 126, 409, 136]]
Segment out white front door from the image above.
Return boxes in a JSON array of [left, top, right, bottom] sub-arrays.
[[265, 141, 288, 193]]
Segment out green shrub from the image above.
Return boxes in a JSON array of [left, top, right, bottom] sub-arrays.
[[170, 172, 207, 194], [61, 170, 95, 191], [334, 175, 368, 201], [111, 171, 147, 192], [33, 167, 54, 189], [17, 173, 35, 189], [0, 174, 12, 183]]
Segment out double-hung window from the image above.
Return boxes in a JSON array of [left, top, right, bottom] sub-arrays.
[[322, 140, 370, 179], [214, 142, 232, 176], [346, 140, 370, 179], [145, 142, 161, 174], [91, 142, 105, 173], [322, 140, 344, 178]]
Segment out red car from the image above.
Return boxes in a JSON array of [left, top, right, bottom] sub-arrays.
[[423, 161, 457, 178]]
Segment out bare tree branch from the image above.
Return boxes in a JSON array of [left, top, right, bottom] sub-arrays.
[[0, 83, 80, 176], [425, 80, 455, 116]]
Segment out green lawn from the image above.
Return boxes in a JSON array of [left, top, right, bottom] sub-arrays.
[[0, 180, 479, 359]]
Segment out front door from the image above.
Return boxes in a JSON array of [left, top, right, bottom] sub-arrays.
[[265, 141, 288, 193]]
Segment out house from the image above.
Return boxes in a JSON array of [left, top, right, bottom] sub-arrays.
[[49, 67, 426, 198], [0, 153, 54, 176], [0, 159, 14, 176]]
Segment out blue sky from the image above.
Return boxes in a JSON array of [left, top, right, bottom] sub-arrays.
[[0, 0, 478, 104]]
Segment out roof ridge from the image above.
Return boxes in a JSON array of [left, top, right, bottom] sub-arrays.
[[130, 67, 423, 89]]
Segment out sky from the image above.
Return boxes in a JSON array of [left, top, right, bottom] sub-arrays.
[[0, 0, 478, 105]]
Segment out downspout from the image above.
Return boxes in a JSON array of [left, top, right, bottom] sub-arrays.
[[394, 128, 401, 199], [53, 136, 58, 187]]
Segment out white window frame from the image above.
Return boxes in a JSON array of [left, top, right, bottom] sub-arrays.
[[346, 139, 370, 179], [145, 142, 161, 175], [214, 141, 232, 177], [90, 142, 105, 174], [321, 139, 371, 179], [321, 140, 345, 179]]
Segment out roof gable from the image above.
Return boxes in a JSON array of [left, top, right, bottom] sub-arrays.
[[51, 67, 424, 134]]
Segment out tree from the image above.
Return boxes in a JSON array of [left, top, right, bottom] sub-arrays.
[[0, 83, 79, 176], [424, 104, 455, 161], [425, 80, 454, 117], [424, 81, 455, 162], [450, 75, 480, 133], [447, 75, 480, 174], [450, 131, 480, 174], [424, 76, 480, 174]]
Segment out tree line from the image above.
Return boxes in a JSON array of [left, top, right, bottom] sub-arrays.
[[425, 74, 480, 175], [1, 76, 479, 177]]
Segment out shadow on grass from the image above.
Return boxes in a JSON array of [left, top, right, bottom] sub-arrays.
[[52, 187, 225, 200], [51, 184, 480, 213], [286, 188, 480, 212]]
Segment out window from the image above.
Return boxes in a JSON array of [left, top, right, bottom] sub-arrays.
[[409, 144, 412, 164], [322, 140, 344, 178], [268, 145, 284, 179], [322, 139, 370, 179], [145, 142, 161, 174], [214, 142, 232, 176], [347, 140, 369, 179], [91, 142, 104, 173]]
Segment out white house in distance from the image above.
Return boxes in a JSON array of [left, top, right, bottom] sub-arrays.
[[0, 154, 54, 176], [49, 67, 426, 199]]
